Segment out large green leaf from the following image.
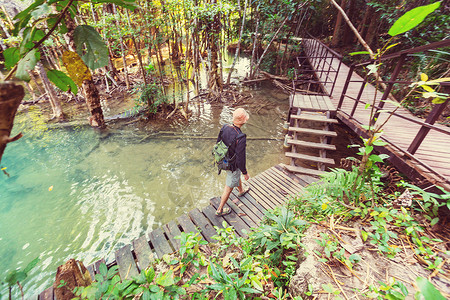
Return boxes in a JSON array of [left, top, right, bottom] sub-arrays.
[[92, 0, 136, 10], [416, 277, 445, 300], [155, 269, 174, 287], [13, 0, 44, 34], [73, 25, 108, 70], [3, 47, 20, 69], [16, 49, 40, 81], [31, 3, 51, 18], [47, 69, 78, 95], [388, 2, 441, 36]]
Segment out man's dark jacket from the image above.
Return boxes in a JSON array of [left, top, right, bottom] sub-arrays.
[[216, 124, 247, 175]]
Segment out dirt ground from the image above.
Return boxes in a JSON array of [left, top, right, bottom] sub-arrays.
[[289, 223, 450, 299]]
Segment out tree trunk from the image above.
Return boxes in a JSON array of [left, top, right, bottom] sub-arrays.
[[249, 8, 260, 78], [207, 0, 223, 95], [0, 82, 24, 165], [226, 0, 247, 85], [37, 61, 65, 120], [331, 0, 346, 47], [251, 16, 288, 79], [64, 14, 106, 128], [342, 0, 356, 45]]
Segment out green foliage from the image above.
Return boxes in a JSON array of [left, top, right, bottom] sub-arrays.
[[206, 262, 261, 300], [2, 257, 40, 297], [46, 69, 78, 95], [250, 207, 306, 264], [3, 47, 20, 69], [388, 2, 442, 36], [133, 83, 168, 116], [315, 233, 361, 269], [172, 232, 208, 275], [415, 276, 446, 300], [366, 277, 408, 299], [16, 49, 40, 81], [73, 25, 109, 70]]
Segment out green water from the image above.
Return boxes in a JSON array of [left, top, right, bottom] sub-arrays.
[[0, 88, 289, 297]]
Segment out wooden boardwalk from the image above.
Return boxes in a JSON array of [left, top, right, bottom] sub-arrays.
[[302, 39, 450, 190], [36, 165, 315, 299]]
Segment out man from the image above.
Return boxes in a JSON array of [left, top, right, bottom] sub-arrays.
[[215, 108, 250, 216]]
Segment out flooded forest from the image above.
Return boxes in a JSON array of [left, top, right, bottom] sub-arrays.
[[1, 0, 449, 298]]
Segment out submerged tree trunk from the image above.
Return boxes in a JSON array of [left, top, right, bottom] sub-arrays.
[[207, 0, 223, 95], [0, 82, 24, 165], [64, 15, 106, 128], [37, 61, 65, 120]]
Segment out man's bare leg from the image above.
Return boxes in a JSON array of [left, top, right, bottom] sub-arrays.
[[217, 185, 233, 213]]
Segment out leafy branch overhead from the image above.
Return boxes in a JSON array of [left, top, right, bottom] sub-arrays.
[[3, 0, 136, 92]]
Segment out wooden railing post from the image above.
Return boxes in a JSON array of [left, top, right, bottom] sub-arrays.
[[371, 54, 407, 125], [408, 97, 449, 154], [337, 64, 355, 109]]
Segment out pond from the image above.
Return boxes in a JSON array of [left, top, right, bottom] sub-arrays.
[[0, 80, 290, 296]]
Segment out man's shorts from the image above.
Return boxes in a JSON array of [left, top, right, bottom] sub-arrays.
[[226, 169, 241, 188]]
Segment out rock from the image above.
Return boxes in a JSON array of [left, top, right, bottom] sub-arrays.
[[53, 259, 92, 300]]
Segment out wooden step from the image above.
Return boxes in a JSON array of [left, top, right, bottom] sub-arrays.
[[287, 139, 336, 151], [288, 127, 337, 137], [280, 163, 325, 176], [285, 152, 335, 165], [291, 114, 338, 124]]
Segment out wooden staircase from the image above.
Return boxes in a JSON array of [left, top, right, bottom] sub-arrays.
[[283, 95, 338, 176]]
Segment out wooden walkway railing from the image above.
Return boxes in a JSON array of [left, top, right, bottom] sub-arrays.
[[301, 38, 450, 190], [35, 165, 315, 299]]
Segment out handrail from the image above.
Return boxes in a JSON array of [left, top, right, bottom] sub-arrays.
[[305, 32, 343, 59], [354, 39, 450, 67]]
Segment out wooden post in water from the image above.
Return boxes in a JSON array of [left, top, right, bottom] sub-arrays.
[[0, 82, 24, 164]]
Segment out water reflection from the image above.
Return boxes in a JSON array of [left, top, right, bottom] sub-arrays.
[[0, 88, 289, 296]]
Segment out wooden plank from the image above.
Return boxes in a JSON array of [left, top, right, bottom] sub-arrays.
[[214, 196, 258, 229], [258, 169, 301, 198], [288, 127, 337, 137], [188, 208, 217, 243], [210, 198, 251, 238], [310, 95, 320, 109], [290, 114, 338, 123], [261, 170, 303, 202], [240, 182, 273, 212], [280, 163, 325, 176], [149, 227, 173, 259], [293, 94, 302, 107], [317, 95, 329, 111], [300, 95, 313, 109], [250, 174, 286, 205], [285, 152, 335, 164], [94, 259, 106, 274], [115, 244, 139, 280], [202, 204, 226, 230], [39, 287, 53, 300], [230, 190, 266, 218], [268, 167, 306, 192], [273, 165, 317, 187], [270, 166, 315, 192], [245, 179, 278, 210], [132, 235, 154, 271], [177, 214, 200, 236], [229, 193, 263, 225], [287, 139, 336, 150], [163, 220, 183, 251]]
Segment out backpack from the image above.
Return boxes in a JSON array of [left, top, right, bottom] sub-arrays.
[[212, 130, 243, 174]]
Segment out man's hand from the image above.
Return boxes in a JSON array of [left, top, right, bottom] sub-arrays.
[[244, 173, 250, 181]]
